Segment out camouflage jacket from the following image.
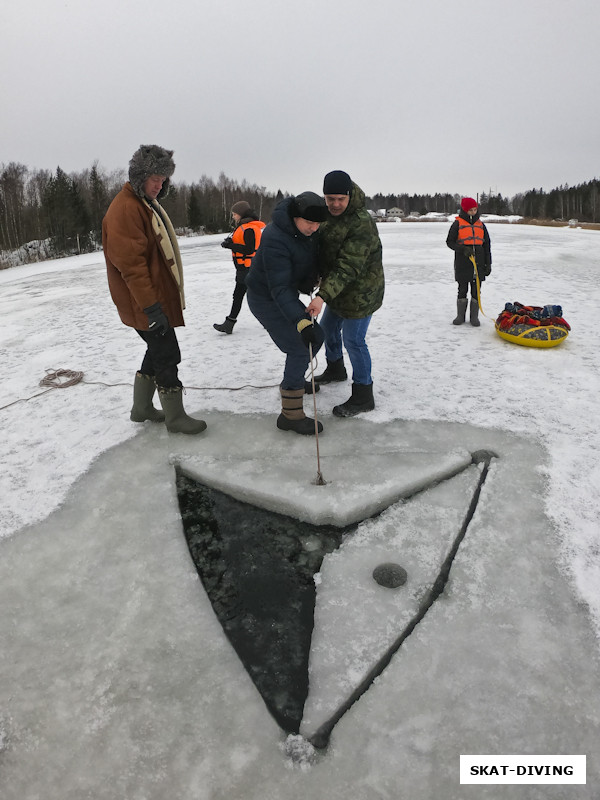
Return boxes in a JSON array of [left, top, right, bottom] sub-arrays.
[[317, 183, 384, 319]]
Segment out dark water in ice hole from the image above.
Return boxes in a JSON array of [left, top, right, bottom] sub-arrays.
[[175, 468, 357, 733]]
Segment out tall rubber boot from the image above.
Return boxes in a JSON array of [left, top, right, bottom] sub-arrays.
[[277, 388, 323, 435], [452, 298, 468, 325], [158, 387, 207, 434], [469, 299, 481, 327], [213, 316, 237, 334], [314, 357, 348, 384], [130, 372, 165, 422], [333, 382, 375, 418]]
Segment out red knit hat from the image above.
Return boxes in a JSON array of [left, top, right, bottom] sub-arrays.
[[461, 197, 477, 212]]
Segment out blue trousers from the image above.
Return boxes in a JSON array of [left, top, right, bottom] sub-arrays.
[[320, 307, 373, 385], [247, 291, 321, 390]]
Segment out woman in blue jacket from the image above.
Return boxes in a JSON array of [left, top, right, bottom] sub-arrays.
[[246, 192, 327, 435]]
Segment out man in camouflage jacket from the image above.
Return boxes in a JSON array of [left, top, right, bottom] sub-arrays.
[[306, 170, 384, 417]]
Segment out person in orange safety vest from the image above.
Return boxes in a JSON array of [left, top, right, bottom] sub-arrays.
[[446, 197, 492, 327], [214, 200, 266, 334]]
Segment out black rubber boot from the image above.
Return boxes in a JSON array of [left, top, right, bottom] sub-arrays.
[[277, 388, 323, 435], [333, 382, 375, 418], [314, 357, 348, 384], [158, 387, 207, 434], [452, 298, 468, 325], [130, 372, 165, 422], [469, 299, 480, 327], [213, 316, 237, 334]]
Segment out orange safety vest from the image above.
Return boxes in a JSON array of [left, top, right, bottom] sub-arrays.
[[232, 220, 266, 267], [456, 216, 485, 247]]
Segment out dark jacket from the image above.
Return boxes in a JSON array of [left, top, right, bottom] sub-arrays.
[[103, 182, 185, 329], [317, 183, 384, 319], [446, 210, 492, 284], [246, 197, 320, 325]]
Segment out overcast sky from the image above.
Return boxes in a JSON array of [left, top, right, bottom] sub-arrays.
[[3, 0, 599, 199]]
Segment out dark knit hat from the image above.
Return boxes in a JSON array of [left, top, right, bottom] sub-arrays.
[[323, 170, 352, 195], [461, 197, 478, 212], [231, 200, 251, 216], [128, 145, 175, 198], [290, 191, 328, 222]]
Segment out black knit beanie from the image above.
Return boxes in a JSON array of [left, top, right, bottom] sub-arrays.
[[323, 170, 352, 195]]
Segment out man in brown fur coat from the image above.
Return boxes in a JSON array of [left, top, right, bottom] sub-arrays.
[[102, 144, 206, 434]]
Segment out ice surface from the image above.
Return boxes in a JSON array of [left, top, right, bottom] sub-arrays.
[[175, 413, 473, 526], [1, 224, 600, 798], [301, 465, 484, 739], [1, 415, 599, 799]]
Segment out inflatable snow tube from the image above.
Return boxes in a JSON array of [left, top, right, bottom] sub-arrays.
[[495, 322, 569, 348], [495, 302, 570, 348]]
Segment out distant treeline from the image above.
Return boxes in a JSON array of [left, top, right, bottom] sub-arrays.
[[0, 162, 285, 260], [1, 160, 599, 262], [367, 181, 600, 221]]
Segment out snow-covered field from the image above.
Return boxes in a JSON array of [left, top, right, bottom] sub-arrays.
[[1, 222, 599, 798]]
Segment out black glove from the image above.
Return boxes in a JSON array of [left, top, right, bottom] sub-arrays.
[[483, 265, 492, 276], [462, 246, 475, 258], [297, 319, 325, 350], [221, 237, 234, 250], [143, 302, 170, 336]]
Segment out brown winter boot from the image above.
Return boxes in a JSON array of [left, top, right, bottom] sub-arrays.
[[130, 372, 165, 422], [277, 388, 323, 435]]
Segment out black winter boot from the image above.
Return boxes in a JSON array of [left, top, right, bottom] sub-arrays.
[[314, 357, 348, 384], [469, 299, 480, 327], [452, 298, 468, 325], [130, 372, 165, 422], [213, 316, 237, 334], [158, 387, 207, 434], [333, 382, 375, 418], [277, 388, 323, 435], [304, 380, 320, 395]]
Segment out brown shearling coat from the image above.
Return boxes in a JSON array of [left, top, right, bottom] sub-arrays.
[[102, 183, 185, 330]]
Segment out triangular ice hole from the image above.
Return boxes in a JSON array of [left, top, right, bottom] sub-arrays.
[[175, 467, 357, 733]]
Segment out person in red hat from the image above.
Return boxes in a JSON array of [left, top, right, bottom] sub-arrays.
[[446, 197, 492, 326]]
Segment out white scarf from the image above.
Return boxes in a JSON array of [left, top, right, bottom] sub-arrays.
[[145, 199, 186, 309]]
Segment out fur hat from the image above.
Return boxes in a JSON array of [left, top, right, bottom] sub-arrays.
[[323, 170, 352, 196], [128, 144, 176, 198], [231, 200, 251, 217], [290, 191, 328, 222], [461, 197, 478, 212]]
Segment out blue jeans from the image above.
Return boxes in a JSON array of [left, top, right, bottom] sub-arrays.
[[320, 307, 373, 385], [247, 291, 322, 390]]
